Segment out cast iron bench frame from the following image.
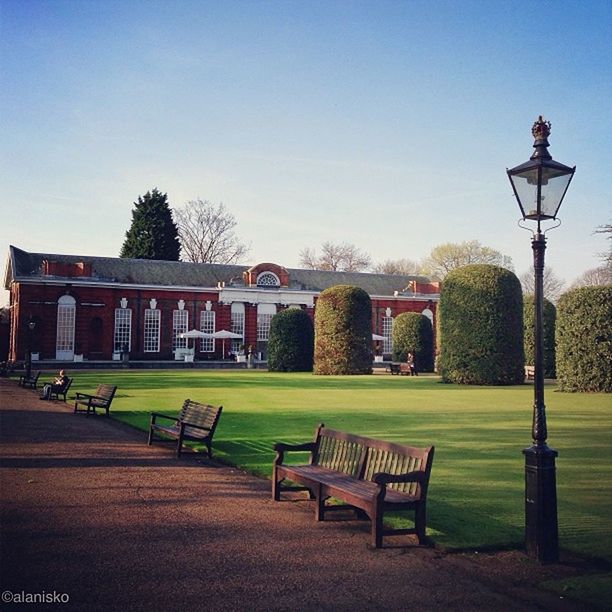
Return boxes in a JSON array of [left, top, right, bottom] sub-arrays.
[[148, 399, 223, 458], [272, 424, 434, 548], [74, 384, 117, 416]]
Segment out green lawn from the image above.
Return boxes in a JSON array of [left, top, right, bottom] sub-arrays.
[[62, 369, 612, 565]]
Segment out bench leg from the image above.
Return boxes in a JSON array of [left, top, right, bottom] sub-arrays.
[[315, 487, 325, 521], [272, 471, 281, 501], [415, 502, 427, 545], [371, 500, 384, 548]]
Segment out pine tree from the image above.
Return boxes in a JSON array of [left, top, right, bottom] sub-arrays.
[[120, 189, 181, 261]]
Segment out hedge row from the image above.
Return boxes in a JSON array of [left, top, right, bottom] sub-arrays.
[[556, 285, 612, 392], [391, 312, 434, 372], [267, 308, 314, 372], [523, 295, 556, 379]]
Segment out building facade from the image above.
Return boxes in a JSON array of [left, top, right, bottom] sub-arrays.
[[4, 246, 439, 363]]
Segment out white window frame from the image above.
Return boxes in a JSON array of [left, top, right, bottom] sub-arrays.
[[382, 316, 393, 354], [257, 303, 276, 342], [172, 309, 189, 351], [56, 295, 76, 359], [200, 310, 215, 352], [231, 302, 245, 352], [144, 309, 161, 353], [113, 308, 132, 352], [256, 271, 280, 287]]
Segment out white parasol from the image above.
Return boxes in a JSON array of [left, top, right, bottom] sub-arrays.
[[211, 330, 244, 358]]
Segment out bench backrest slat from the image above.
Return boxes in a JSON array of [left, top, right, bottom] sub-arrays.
[[94, 384, 117, 403], [314, 426, 433, 498], [178, 399, 222, 437], [315, 432, 366, 477]]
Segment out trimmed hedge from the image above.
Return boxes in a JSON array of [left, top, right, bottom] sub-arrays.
[[392, 312, 434, 372], [556, 285, 612, 392], [267, 308, 314, 372], [314, 285, 373, 375], [439, 264, 524, 385], [523, 295, 557, 379]]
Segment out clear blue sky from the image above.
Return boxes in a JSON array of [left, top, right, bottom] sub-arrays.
[[1, 0, 610, 304]]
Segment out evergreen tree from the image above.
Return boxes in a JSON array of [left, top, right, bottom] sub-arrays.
[[120, 189, 181, 260]]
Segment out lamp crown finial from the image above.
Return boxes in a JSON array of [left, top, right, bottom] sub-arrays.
[[532, 116, 551, 140]]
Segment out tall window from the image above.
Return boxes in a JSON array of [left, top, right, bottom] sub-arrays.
[[56, 295, 76, 359], [257, 303, 276, 341], [114, 308, 132, 352], [172, 309, 188, 351], [144, 309, 161, 352], [200, 310, 215, 352], [231, 303, 245, 352], [382, 316, 393, 354]]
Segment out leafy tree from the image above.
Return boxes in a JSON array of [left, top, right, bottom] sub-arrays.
[[523, 295, 556, 378], [267, 308, 314, 372], [314, 285, 372, 375], [174, 199, 250, 264], [421, 240, 513, 280], [438, 265, 524, 385], [372, 258, 422, 276], [520, 266, 565, 303], [391, 312, 434, 372], [556, 285, 612, 392], [120, 189, 180, 260], [300, 242, 371, 272]]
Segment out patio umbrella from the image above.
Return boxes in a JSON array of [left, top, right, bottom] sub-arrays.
[[212, 330, 243, 358], [179, 329, 213, 351]]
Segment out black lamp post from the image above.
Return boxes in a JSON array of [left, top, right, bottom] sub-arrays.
[[507, 116, 575, 564], [25, 320, 36, 379]]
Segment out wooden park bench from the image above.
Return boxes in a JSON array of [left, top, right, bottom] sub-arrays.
[[19, 371, 40, 389], [74, 384, 117, 416], [272, 424, 434, 548], [48, 377, 73, 401], [386, 363, 401, 375], [525, 365, 535, 381], [148, 399, 223, 458]]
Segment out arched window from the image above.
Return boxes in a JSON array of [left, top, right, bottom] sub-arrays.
[[256, 272, 280, 287], [56, 295, 76, 359]]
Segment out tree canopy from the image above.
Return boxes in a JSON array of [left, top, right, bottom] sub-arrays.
[[120, 189, 180, 261], [173, 199, 249, 264], [420, 240, 513, 280]]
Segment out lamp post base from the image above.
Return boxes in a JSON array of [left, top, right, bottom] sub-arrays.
[[523, 444, 559, 564]]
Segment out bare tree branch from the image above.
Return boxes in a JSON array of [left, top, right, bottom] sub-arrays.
[[299, 242, 371, 272], [174, 200, 250, 264]]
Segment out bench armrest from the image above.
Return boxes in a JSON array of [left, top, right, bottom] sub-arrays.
[[372, 470, 427, 485], [149, 412, 179, 427], [273, 441, 316, 466], [75, 392, 95, 400]]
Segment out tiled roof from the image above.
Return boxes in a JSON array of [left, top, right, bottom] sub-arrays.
[[6, 245, 432, 297]]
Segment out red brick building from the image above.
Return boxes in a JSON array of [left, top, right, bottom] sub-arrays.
[[4, 246, 439, 363]]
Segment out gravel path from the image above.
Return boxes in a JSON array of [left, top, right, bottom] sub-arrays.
[[0, 378, 591, 611]]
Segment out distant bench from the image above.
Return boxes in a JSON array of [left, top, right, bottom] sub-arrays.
[[19, 371, 40, 389], [148, 399, 223, 458], [74, 384, 117, 416], [525, 365, 535, 381], [272, 424, 435, 548]]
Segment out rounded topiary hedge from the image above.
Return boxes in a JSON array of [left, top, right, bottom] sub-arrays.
[[523, 294, 556, 379], [556, 285, 612, 392], [267, 308, 314, 372], [314, 285, 373, 375], [391, 312, 434, 372], [438, 264, 524, 385]]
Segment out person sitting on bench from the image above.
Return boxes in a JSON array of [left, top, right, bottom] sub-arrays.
[[40, 370, 68, 400]]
